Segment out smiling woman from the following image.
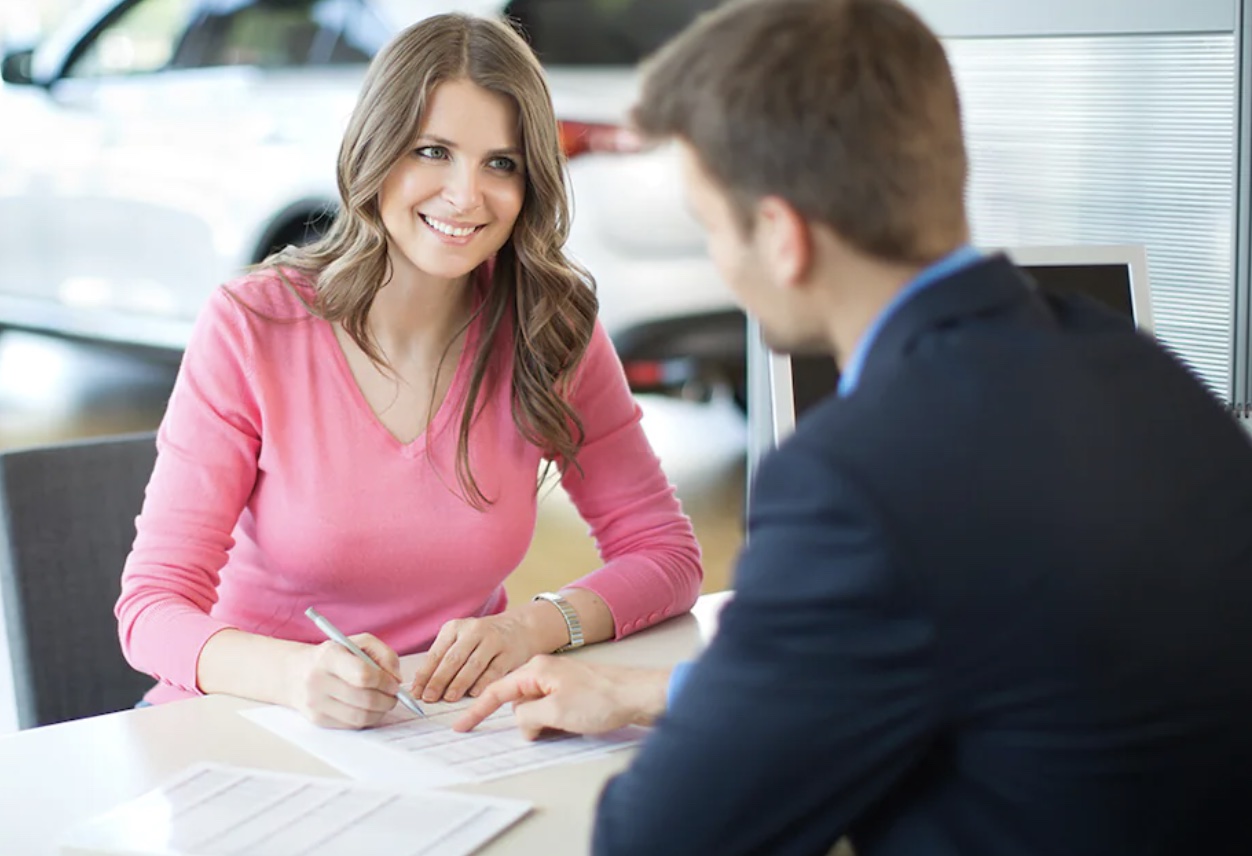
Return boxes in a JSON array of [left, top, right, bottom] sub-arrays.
[[378, 80, 526, 285], [265, 12, 595, 507], [113, 11, 703, 731]]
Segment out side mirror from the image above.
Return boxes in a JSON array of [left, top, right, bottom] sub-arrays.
[[1, 47, 36, 86]]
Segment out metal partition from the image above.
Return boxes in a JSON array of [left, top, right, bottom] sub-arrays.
[[907, 0, 1245, 406]]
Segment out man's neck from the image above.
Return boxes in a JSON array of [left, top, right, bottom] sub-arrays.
[[822, 260, 925, 368]]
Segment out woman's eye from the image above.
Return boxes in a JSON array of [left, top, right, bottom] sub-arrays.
[[488, 157, 518, 173], [415, 145, 448, 160]]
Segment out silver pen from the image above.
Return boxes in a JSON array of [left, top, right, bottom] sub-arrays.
[[304, 607, 427, 718]]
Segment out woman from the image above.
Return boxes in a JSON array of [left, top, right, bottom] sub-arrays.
[[116, 13, 702, 729]]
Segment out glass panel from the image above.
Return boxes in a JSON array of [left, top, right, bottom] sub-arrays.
[[503, 0, 724, 65], [65, 0, 195, 78], [308, 0, 389, 65], [170, 0, 332, 69]]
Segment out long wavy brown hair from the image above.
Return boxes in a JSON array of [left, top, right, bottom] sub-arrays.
[[259, 14, 597, 507]]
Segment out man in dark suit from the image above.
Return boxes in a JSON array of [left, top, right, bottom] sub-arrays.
[[455, 0, 1252, 853]]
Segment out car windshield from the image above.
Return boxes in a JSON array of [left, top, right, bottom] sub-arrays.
[[503, 0, 725, 65]]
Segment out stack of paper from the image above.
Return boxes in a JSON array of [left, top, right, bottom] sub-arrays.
[[59, 763, 530, 856]]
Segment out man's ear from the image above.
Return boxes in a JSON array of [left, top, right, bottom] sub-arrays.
[[756, 196, 812, 290]]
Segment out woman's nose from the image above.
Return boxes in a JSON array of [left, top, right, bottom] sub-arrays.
[[443, 163, 483, 212]]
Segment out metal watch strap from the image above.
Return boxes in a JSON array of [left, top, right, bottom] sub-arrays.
[[532, 592, 585, 653]]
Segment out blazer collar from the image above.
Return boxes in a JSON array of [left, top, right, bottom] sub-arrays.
[[851, 254, 1040, 388]]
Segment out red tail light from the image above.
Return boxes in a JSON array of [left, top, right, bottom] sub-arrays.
[[623, 360, 668, 389], [558, 120, 644, 160]]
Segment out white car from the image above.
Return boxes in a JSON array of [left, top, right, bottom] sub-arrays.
[[0, 0, 744, 402]]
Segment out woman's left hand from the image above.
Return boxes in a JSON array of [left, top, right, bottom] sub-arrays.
[[409, 612, 548, 704]]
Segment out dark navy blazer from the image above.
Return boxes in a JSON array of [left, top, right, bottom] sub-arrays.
[[593, 255, 1252, 856]]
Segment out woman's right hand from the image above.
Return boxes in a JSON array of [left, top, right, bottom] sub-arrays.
[[286, 633, 403, 729]]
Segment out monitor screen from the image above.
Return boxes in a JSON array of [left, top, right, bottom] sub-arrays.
[[789, 257, 1144, 421], [746, 244, 1153, 475], [1021, 262, 1134, 320]]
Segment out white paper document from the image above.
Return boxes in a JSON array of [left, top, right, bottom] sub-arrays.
[[58, 762, 530, 856], [242, 699, 645, 789]]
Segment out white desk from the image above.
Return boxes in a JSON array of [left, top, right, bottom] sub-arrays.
[[0, 592, 730, 856]]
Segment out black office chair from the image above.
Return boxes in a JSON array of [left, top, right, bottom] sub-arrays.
[[0, 432, 157, 728]]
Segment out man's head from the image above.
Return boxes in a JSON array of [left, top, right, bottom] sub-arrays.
[[634, 0, 970, 353]]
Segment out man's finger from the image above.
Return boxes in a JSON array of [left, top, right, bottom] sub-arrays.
[[514, 696, 565, 740], [452, 674, 530, 732]]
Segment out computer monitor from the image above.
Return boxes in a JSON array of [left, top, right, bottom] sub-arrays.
[[745, 244, 1153, 483]]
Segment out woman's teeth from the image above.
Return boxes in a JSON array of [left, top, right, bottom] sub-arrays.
[[422, 215, 481, 238]]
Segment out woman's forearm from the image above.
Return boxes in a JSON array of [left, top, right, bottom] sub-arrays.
[[521, 587, 615, 652], [195, 627, 311, 705]]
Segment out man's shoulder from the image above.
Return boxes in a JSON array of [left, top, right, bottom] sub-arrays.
[[748, 409, 892, 544]]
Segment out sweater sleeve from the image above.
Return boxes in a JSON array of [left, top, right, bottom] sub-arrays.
[[558, 321, 704, 637], [115, 286, 263, 695]]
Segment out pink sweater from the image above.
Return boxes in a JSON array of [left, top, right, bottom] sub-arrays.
[[116, 272, 703, 703]]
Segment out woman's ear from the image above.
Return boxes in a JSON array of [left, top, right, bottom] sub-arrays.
[[755, 196, 813, 291]]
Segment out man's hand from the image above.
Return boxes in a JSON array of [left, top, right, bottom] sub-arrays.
[[452, 656, 672, 739]]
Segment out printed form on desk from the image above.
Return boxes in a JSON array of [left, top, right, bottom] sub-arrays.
[[241, 698, 646, 789], [59, 762, 530, 856]]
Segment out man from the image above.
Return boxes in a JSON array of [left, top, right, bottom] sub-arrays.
[[455, 0, 1252, 853]]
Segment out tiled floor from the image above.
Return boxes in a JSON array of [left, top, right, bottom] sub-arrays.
[[0, 329, 745, 601]]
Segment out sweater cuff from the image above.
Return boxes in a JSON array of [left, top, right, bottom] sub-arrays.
[[566, 558, 684, 639]]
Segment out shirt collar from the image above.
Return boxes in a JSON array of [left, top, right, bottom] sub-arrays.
[[836, 244, 982, 397]]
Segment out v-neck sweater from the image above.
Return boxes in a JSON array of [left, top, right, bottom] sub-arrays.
[[116, 271, 704, 703]]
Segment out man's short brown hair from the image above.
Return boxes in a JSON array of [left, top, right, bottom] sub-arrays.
[[634, 0, 968, 264]]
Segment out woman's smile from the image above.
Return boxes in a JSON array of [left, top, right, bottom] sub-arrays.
[[419, 213, 488, 244]]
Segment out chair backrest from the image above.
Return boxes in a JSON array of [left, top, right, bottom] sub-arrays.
[[0, 432, 157, 728]]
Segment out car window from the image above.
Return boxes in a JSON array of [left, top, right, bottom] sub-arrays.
[[503, 0, 724, 65], [167, 0, 378, 69], [64, 0, 196, 79], [315, 0, 391, 64]]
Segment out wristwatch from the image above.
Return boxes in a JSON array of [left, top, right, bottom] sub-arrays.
[[532, 592, 585, 653]]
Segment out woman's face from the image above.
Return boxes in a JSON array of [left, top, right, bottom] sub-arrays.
[[378, 78, 527, 283]]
